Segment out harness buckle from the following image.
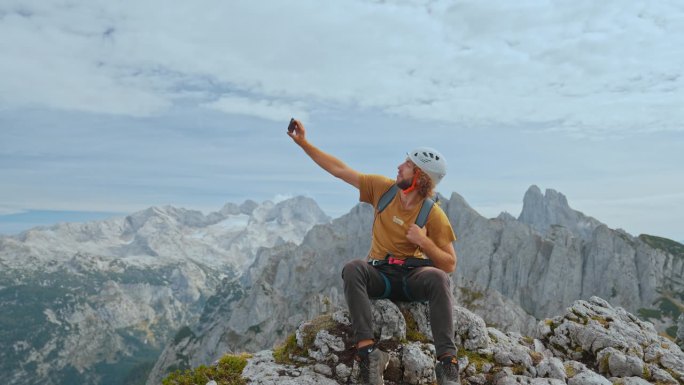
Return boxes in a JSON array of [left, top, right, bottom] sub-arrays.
[[387, 257, 405, 266]]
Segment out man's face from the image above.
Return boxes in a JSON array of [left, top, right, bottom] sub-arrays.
[[396, 158, 416, 189]]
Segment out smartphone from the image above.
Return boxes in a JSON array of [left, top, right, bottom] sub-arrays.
[[287, 118, 296, 133]]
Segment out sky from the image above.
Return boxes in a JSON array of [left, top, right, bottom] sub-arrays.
[[1, 0, 683, 241]]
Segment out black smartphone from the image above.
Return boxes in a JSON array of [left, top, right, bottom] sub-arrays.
[[287, 118, 296, 133]]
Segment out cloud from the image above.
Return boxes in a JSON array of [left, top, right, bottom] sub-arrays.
[[203, 95, 309, 122], [0, 4, 171, 116], [2, 0, 682, 136], [0, 206, 25, 216], [1, 0, 683, 241], [272, 194, 294, 203]]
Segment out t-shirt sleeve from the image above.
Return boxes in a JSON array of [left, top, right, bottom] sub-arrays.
[[359, 174, 394, 207], [426, 205, 457, 247]]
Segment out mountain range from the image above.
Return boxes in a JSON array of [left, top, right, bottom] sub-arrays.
[[0, 197, 328, 385], [0, 186, 682, 385]]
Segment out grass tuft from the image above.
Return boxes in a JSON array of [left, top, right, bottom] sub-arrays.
[[400, 307, 430, 343], [161, 353, 251, 385], [273, 334, 304, 365]]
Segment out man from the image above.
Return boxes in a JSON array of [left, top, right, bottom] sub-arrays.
[[288, 119, 460, 385]]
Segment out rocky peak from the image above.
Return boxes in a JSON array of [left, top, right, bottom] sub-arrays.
[[218, 202, 241, 216], [1, 196, 329, 269], [253, 196, 330, 226], [123, 205, 224, 233], [496, 211, 517, 222], [166, 297, 684, 385], [239, 199, 259, 215], [217, 199, 259, 216], [518, 185, 603, 241]]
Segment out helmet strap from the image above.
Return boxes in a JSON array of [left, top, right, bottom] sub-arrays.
[[402, 169, 420, 195]]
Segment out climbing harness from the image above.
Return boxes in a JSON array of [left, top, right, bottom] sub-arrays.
[[369, 184, 437, 300]]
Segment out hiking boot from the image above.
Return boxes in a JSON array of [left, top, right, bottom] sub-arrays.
[[356, 345, 390, 385], [435, 355, 460, 385]]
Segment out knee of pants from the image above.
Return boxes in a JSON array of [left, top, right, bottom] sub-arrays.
[[422, 267, 451, 292], [341, 259, 367, 283]]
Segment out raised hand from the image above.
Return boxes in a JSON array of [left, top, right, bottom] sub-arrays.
[[287, 118, 306, 145]]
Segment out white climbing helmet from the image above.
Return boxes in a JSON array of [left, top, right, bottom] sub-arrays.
[[407, 146, 447, 186]]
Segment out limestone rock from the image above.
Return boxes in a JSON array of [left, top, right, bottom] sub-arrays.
[[288, 300, 440, 384], [536, 297, 684, 384], [536, 356, 566, 380], [397, 301, 432, 340], [518, 185, 603, 241], [170, 295, 684, 385], [402, 342, 436, 384], [567, 371, 612, 385], [677, 313, 684, 349], [494, 373, 565, 385], [455, 285, 538, 336], [454, 307, 490, 351], [371, 299, 407, 341], [443, 188, 684, 329], [597, 347, 645, 378], [241, 351, 339, 385], [610, 377, 653, 385]]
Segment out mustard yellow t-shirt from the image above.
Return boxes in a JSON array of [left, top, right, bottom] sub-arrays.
[[359, 174, 457, 260]]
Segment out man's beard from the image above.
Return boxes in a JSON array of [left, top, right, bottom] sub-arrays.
[[397, 178, 412, 190]]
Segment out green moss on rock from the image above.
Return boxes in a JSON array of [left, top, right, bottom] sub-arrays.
[[564, 363, 577, 378], [400, 308, 430, 343], [162, 353, 251, 385], [639, 234, 684, 259], [272, 334, 304, 365], [457, 347, 495, 372]]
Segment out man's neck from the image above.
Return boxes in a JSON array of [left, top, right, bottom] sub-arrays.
[[399, 190, 422, 210]]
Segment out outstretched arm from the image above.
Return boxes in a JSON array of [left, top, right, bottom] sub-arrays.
[[288, 119, 361, 189]]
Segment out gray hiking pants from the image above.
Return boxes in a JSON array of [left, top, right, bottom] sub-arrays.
[[342, 259, 457, 358]]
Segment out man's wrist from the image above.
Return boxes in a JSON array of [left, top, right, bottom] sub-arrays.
[[298, 138, 311, 149]]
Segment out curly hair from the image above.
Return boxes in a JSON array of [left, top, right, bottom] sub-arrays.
[[413, 166, 435, 198]]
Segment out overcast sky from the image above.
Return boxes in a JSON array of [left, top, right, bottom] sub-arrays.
[[1, 0, 682, 241]]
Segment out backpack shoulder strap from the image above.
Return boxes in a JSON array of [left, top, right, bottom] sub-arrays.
[[377, 184, 399, 214], [377, 185, 434, 227], [415, 198, 435, 228]]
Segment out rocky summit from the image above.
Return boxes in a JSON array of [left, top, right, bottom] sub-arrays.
[[170, 296, 683, 385]]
